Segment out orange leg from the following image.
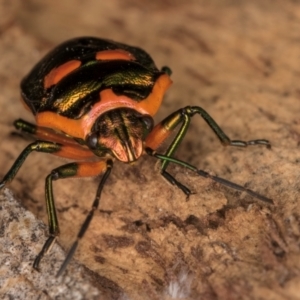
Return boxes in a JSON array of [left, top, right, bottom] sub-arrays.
[[146, 106, 270, 153], [1, 120, 112, 273], [145, 106, 270, 196], [14, 118, 94, 160], [34, 159, 112, 272], [53, 143, 95, 160]]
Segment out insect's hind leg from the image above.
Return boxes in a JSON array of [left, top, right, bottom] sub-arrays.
[[146, 148, 273, 204]]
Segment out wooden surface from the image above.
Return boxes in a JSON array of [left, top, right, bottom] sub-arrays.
[[0, 1, 300, 299]]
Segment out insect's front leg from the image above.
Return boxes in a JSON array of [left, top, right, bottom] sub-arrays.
[[145, 148, 273, 204], [145, 106, 270, 197], [33, 159, 110, 272], [56, 159, 113, 277]]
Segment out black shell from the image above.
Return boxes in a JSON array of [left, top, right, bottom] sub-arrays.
[[21, 37, 163, 119]]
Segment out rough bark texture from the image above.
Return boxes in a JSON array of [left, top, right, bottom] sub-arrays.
[[0, 1, 300, 299]]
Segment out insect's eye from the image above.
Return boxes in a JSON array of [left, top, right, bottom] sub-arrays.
[[141, 115, 154, 140], [86, 132, 98, 149], [142, 115, 154, 132]]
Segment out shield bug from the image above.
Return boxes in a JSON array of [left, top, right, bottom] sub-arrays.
[[0, 37, 272, 276]]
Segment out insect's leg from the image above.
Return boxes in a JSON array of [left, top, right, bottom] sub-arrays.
[[146, 106, 270, 167], [186, 106, 270, 148], [56, 159, 113, 277], [146, 148, 273, 204], [33, 162, 77, 270], [0, 141, 62, 189], [145, 106, 270, 196], [14, 119, 95, 160], [32, 159, 111, 273], [146, 108, 194, 196], [14, 119, 41, 136], [33, 159, 110, 271], [14, 119, 83, 147]]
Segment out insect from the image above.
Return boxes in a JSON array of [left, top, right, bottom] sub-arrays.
[[0, 37, 273, 276]]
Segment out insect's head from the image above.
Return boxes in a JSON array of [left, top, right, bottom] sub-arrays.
[[85, 108, 154, 162]]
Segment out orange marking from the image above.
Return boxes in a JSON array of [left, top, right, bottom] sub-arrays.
[[76, 160, 107, 177], [36, 112, 83, 138], [138, 73, 172, 117], [145, 123, 171, 150], [35, 127, 94, 160], [35, 127, 79, 145], [96, 49, 134, 61], [44, 60, 81, 89], [36, 73, 172, 140], [54, 143, 95, 160]]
